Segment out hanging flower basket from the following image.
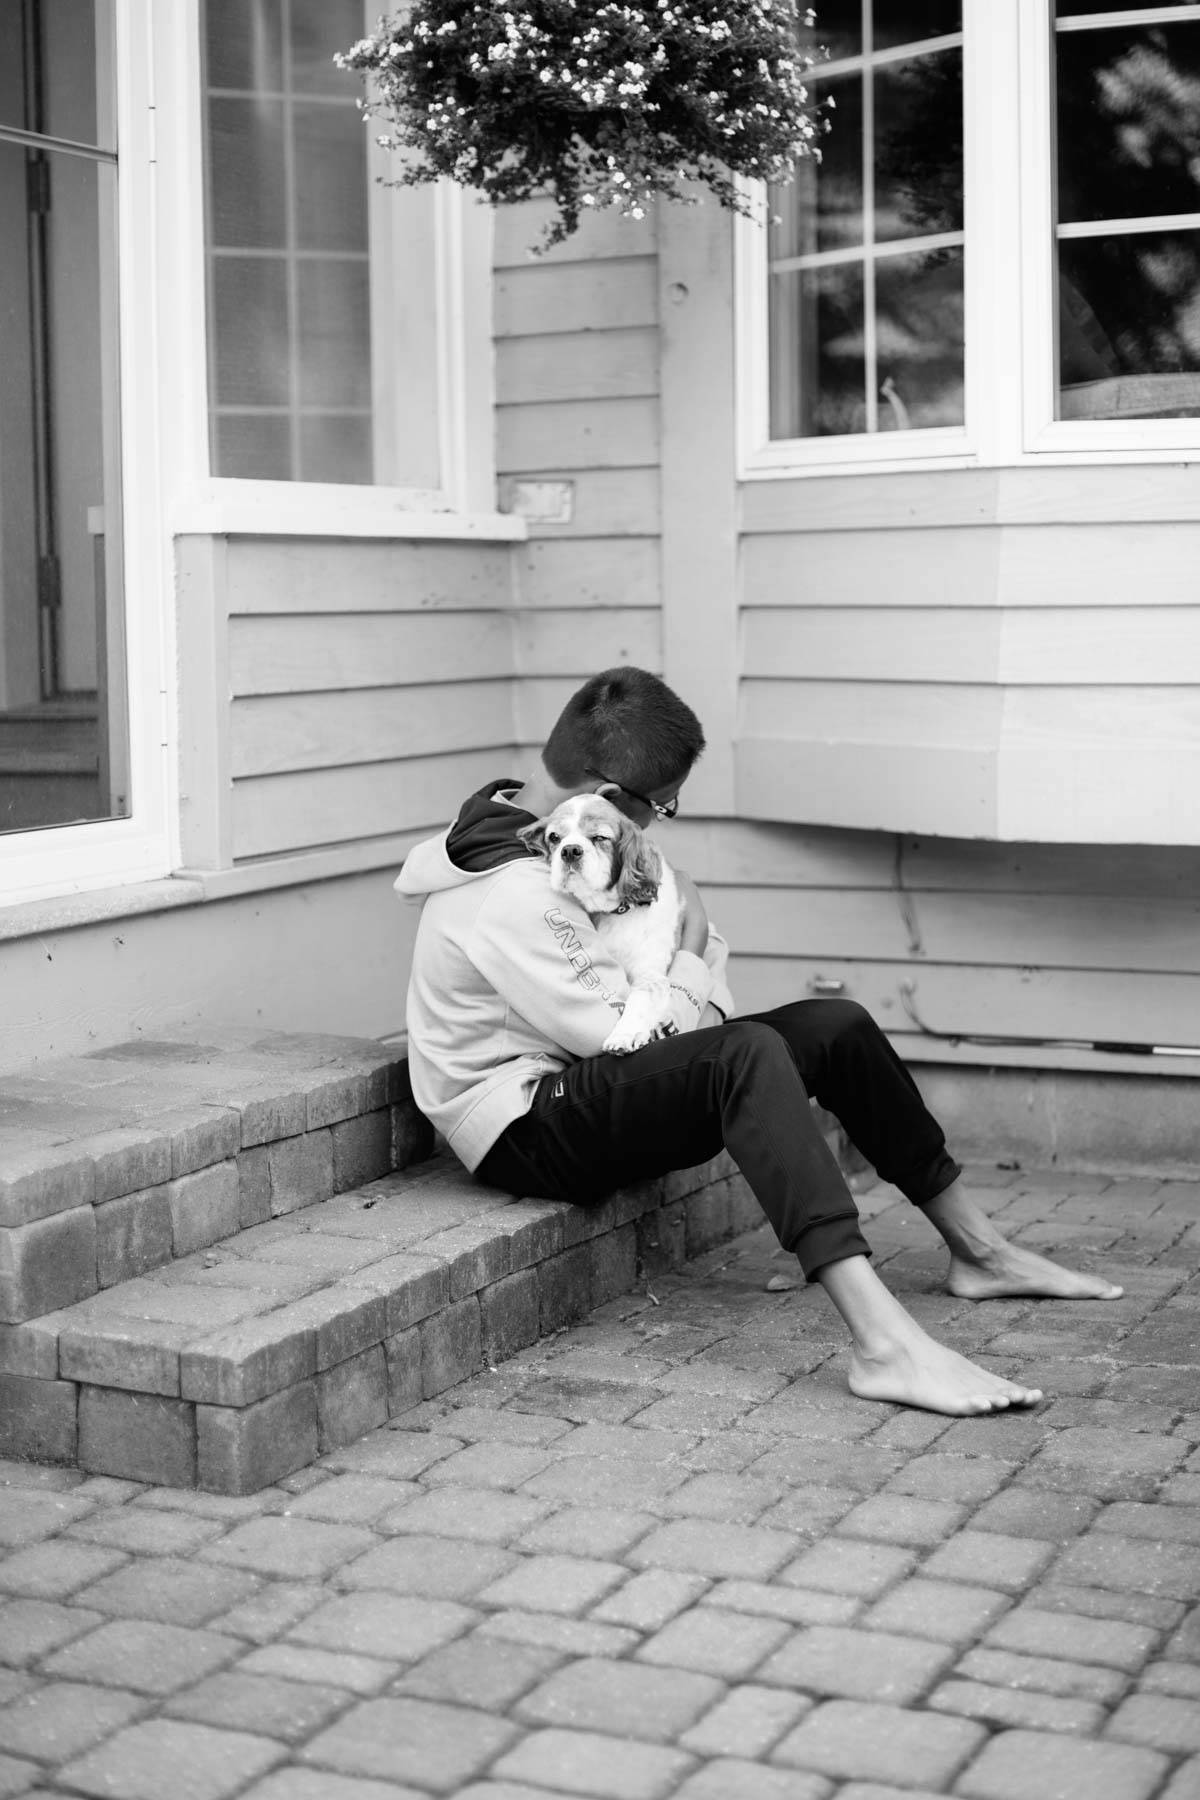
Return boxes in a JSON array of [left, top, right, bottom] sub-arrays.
[[337, 1, 828, 248]]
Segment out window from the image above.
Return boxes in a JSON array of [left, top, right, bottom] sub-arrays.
[[745, 0, 1200, 472], [201, 0, 377, 484], [197, 0, 472, 502], [1054, 3, 1200, 422], [0, 0, 127, 837], [767, 2, 964, 442]]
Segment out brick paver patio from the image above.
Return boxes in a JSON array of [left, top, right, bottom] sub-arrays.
[[0, 1161, 1197, 1800]]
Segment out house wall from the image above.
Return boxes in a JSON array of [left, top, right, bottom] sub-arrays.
[[493, 193, 1200, 1081], [0, 529, 520, 1072], [0, 867, 417, 1070], [738, 473, 1200, 846], [4, 188, 1199, 1101], [493, 202, 663, 758], [175, 534, 519, 869]]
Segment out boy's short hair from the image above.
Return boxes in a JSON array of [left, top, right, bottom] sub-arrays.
[[543, 666, 705, 792]]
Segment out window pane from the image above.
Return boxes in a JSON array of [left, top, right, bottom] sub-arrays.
[[293, 102, 369, 252], [1059, 232, 1200, 417], [802, 2, 961, 63], [290, 0, 366, 95], [0, 8, 27, 136], [214, 414, 293, 480], [804, 73, 865, 254], [201, 0, 375, 483], [206, 98, 288, 250], [299, 416, 373, 484], [876, 248, 965, 428], [767, 7, 964, 442], [873, 1, 961, 52], [211, 257, 291, 406], [0, 0, 114, 151], [769, 263, 866, 437], [875, 50, 963, 241], [0, 4, 127, 837], [297, 261, 371, 408], [206, 97, 287, 250], [1056, 22, 1200, 225], [203, 0, 284, 94], [1054, 11, 1200, 419], [800, 1, 862, 65]]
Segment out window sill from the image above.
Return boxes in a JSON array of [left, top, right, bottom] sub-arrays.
[[738, 459, 1200, 529], [0, 835, 426, 942], [742, 450, 980, 481], [176, 834, 424, 901], [170, 490, 528, 542], [742, 443, 1200, 481], [0, 875, 205, 944]]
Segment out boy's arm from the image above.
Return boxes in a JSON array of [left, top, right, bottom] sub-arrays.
[[704, 924, 735, 1022], [471, 873, 715, 1058], [675, 868, 735, 1022]]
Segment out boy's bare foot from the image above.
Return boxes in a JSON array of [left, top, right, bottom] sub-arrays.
[[923, 1180, 1123, 1302], [848, 1329, 1043, 1416], [946, 1243, 1123, 1302], [819, 1254, 1043, 1416]]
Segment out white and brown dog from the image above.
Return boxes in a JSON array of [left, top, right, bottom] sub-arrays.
[[520, 794, 683, 1054]]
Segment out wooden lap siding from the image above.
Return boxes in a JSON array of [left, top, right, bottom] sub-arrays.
[[667, 817, 1200, 1071], [493, 199, 665, 757], [219, 537, 520, 864], [737, 477, 1200, 847], [732, 465, 1200, 1056]]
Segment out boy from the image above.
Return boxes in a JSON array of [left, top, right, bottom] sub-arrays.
[[396, 667, 1120, 1416]]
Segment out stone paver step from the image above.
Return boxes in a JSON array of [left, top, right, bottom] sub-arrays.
[[0, 1161, 1197, 1797], [1, 1136, 757, 1495], [0, 1028, 431, 1324]]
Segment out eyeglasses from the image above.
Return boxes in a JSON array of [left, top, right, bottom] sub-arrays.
[[584, 767, 679, 821]]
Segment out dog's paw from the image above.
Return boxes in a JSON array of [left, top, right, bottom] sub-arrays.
[[603, 1025, 648, 1056]]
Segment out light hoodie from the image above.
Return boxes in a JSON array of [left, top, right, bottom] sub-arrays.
[[395, 779, 734, 1172]]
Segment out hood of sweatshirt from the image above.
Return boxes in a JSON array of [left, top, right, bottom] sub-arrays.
[[394, 779, 539, 900]]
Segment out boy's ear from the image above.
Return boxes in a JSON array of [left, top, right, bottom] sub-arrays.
[[613, 818, 662, 906], [517, 818, 549, 858]]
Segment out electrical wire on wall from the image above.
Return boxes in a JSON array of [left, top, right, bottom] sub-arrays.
[[893, 834, 924, 958], [891, 837, 1200, 1060]]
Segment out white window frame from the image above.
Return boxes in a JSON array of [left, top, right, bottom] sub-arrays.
[[1020, 0, 1200, 458], [0, 0, 175, 905], [738, 0, 1200, 479], [739, 13, 971, 477], [169, 0, 506, 535]]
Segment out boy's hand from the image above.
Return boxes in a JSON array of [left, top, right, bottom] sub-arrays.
[[674, 869, 710, 957]]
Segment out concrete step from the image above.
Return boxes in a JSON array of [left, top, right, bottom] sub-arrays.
[[0, 1028, 430, 1324], [0, 1147, 756, 1495]]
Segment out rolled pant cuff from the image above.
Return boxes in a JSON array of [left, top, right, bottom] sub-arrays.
[[906, 1153, 963, 1210], [793, 1210, 873, 1284]]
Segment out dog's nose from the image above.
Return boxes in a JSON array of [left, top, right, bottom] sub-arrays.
[[559, 841, 583, 863]]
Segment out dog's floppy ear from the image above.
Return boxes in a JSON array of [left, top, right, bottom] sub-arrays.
[[611, 817, 662, 906], [517, 818, 550, 859]]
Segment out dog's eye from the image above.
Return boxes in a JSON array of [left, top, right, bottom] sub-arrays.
[[545, 831, 560, 848]]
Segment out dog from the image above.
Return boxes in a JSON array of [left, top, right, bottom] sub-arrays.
[[519, 794, 684, 1054]]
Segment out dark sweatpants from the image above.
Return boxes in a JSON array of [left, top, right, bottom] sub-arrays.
[[477, 998, 962, 1280]]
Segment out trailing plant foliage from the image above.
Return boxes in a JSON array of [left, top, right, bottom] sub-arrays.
[[337, 1, 828, 247]]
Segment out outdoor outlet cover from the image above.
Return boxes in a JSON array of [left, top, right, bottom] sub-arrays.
[[504, 480, 575, 523]]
